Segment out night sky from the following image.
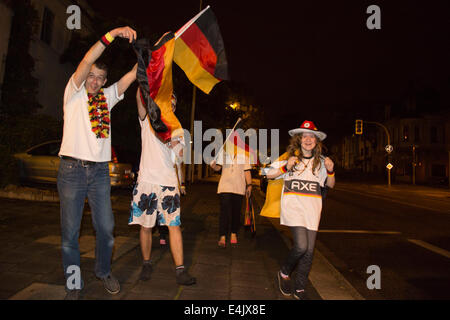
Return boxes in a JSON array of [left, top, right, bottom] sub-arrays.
[[86, 0, 450, 145]]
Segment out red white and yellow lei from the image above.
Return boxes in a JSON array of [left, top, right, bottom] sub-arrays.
[[87, 88, 110, 139]]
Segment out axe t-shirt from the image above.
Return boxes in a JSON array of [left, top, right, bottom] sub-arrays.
[[271, 157, 327, 231]]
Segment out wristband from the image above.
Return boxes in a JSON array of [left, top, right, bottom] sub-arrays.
[[100, 32, 115, 46], [327, 170, 335, 177], [279, 165, 288, 174]]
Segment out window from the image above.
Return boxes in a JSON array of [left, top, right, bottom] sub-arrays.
[[40, 7, 54, 45], [28, 142, 60, 156]]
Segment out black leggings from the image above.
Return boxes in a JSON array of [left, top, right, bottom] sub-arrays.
[[219, 193, 244, 237], [281, 226, 317, 290]]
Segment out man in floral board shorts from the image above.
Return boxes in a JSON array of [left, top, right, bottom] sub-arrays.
[[128, 88, 195, 286]]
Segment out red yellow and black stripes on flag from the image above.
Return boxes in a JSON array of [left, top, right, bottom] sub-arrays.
[[133, 32, 183, 143], [174, 6, 229, 94]]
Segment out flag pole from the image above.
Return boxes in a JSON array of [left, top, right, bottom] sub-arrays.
[[175, 5, 210, 40], [188, 0, 205, 184], [214, 117, 242, 162]]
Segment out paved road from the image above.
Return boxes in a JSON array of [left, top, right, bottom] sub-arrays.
[[316, 187, 450, 299]]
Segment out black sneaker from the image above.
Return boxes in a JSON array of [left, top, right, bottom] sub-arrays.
[[139, 263, 153, 281], [101, 274, 120, 295], [293, 289, 305, 300], [176, 269, 196, 286], [64, 289, 81, 300], [277, 271, 292, 297]]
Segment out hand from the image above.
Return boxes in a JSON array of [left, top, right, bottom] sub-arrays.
[[324, 157, 334, 172], [245, 185, 252, 198], [111, 26, 137, 43], [286, 156, 299, 171]]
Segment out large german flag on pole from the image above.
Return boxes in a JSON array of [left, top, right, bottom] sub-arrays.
[[133, 32, 183, 143], [174, 6, 229, 94]]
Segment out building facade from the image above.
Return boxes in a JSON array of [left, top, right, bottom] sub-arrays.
[[0, 0, 94, 119], [336, 110, 450, 186], [29, 0, 93, 120]]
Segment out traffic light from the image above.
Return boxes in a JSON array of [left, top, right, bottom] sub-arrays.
[[355, 119, 363, 135]]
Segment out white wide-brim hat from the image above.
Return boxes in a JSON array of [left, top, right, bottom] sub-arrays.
[[288, 120, 327, 141]]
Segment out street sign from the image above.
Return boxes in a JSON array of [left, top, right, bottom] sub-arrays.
[[386, 163, 393, 170], [385, 145, 393, 153]]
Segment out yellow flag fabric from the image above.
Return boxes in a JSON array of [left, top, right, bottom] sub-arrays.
[[260, 152, 289, 218]]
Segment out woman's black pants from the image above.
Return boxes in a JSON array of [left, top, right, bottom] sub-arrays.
[[280, 226, 317, 291], [219, 193, 244, 237]]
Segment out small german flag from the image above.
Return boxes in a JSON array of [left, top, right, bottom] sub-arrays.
[[174, 6, 229, 94], [134, 32, 183, 143]]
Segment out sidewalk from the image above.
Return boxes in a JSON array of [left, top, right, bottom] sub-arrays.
[[0, 180, 320, 300]]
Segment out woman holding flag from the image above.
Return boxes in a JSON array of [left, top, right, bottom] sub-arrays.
[[210, 124, 253, 248], [264, 121, 335, 299]]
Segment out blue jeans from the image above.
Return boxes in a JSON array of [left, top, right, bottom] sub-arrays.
[[57, 158, 114, 288]]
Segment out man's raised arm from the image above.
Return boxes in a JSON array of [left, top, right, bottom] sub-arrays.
[[73, 26, 137, 88]]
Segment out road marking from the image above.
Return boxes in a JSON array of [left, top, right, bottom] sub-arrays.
[[407, 239, 450, 259], [319, 230, 401, 235]]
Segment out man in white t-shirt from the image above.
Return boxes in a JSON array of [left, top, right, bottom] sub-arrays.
[[128, 88, 196, 286], [57, 26, 137, 300]]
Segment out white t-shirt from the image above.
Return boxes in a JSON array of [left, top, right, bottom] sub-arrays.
[[59, 74, 124, 162], [217, 152, 251, 195], [137, 116, 181, 187], [271, 157, 327, 231]]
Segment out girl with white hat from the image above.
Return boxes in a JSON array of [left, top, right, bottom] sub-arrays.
[[265, 120, 335, 299]]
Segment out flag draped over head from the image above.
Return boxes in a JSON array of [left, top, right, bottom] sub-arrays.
[[133, 32, 183, 142], [174, 6, 229, 94]]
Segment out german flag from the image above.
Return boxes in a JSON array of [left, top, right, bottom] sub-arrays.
[[224, 129, 258, 165], [174, 6, 229, 94], [259, 152, 289, 218], [133, 32, 183, 143]]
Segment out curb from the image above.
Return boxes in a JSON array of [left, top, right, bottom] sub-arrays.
[[0, 186, 59, 202]]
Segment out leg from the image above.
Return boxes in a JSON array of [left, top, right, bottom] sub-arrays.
[[57, 159, 87, 289], [230, 194, 243, 242], [168, 225, 196, 285], [86, 162, 114, 279], [140, 226, 153, 261], [293, 229, 317, 294], [219, 193, 232, 240], [168, 225, 183, 266], [277, 227, 308, 296], [139, 226, 153, 281]]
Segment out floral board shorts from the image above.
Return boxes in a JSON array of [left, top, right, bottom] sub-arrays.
[[128, 181, 181, 228]]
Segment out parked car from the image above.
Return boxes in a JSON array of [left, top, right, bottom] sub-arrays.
[[14, 140, 135, 187]]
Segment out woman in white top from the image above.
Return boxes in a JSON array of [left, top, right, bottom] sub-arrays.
[[210, 147, 252, 248], [265, 120, 335, 299]]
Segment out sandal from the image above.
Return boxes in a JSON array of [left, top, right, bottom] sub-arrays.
[[218, 236, 226, 248]]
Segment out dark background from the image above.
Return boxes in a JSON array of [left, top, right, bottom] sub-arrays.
[[86, 0, 450, 147]]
